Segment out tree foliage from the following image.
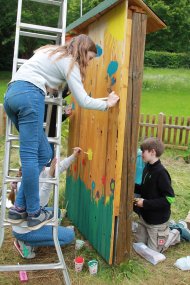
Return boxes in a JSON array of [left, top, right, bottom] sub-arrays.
[[145, 0, 190, 52], [67, 0, 103, 25], [0, 0, 189, 70]]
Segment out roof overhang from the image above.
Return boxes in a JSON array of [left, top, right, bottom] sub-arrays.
[[66, 0, 166, 35]]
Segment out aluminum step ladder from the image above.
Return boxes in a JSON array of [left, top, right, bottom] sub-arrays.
[[0, 1, 71, 284]]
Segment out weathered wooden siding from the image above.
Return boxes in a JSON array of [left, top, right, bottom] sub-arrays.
[[66, 0, 131, 264]]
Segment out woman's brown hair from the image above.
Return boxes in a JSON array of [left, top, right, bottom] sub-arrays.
[[35, 34, 97, 81]]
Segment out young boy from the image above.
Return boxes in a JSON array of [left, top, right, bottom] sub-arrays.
[[134, 138, 177, 253]]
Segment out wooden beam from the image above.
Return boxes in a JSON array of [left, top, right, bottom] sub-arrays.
[[129, 5, 145, 14], [115, 11, 147, 264]]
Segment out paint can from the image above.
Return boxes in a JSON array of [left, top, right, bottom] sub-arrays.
[[74, 256, 84, 272], [75, 239, 85, 250], [88, 259, 98, 275]]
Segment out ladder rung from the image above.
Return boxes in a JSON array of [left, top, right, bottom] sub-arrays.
[[4, 176, 58, 184], [3, 218, 58, 227], [20, 23, 63, 34], [11, 145, 19, 149], [9, 168, 20, 172], [7, 134, 19, 141], [4, 176, 21, 183], [20, 31, 58, 41], [0, 262, 63, 272], [45, 97, 62, 105], [30, 0, 61, 6], [48, 137, 60, 144], [17, 58, 27, 65], [7, 134, 59, 144]]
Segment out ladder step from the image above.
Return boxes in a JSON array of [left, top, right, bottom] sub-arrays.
[[7, 134, 19, 141], [17, 58, 27, 65], [11, 145, 19, 149], [9, 168, 20, 172], [45, 97, 62, 106], [48, 137, 60, 144], [7, 134, 59, 145], [4, 176, 58, 184], [20, 22, 63, 34], [20, 31, 58, 41], [3, 218, 58, 227], [0, 262, 64, 272], [30, 0, 61, 6]]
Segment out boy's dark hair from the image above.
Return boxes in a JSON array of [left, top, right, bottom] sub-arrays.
[[140, 137, 165, 157]]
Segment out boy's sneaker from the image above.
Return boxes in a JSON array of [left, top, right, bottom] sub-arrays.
[[7, 207, 27, 224], [14, 240, 35, 259], [27, 207, 54, 230]]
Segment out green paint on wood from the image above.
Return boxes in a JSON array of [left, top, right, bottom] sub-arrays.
[[65, 175, 114, 263]]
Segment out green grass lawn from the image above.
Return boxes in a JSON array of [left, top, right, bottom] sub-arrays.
[[141, 68, 190, 117], [0, 71, 11, 103], [1, 68, 190, 118]]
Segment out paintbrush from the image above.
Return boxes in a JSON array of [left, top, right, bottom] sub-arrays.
[[72, 147, 88, 154], [98, 97, 108, 101]]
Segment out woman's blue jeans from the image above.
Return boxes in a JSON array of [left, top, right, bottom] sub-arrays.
[[12, 208, 75, 247], [4, 81, 52, 214]]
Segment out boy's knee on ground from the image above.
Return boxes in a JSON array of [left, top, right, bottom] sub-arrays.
[[135, 223, 148, 244], [147, 226, 169, 252]]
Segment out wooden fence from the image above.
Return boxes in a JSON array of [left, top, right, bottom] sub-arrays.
[[139, 112, 190, 150], [0, 105, 189, 150]]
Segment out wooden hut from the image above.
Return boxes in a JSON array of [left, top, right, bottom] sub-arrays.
[[65, 0, 166, 264]]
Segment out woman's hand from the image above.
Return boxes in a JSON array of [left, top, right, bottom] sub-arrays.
[[64, 104, 72, 117], [107, 91, 120, 108]]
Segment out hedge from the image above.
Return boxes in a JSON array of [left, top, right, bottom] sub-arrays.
[[144, 51, 190, 69]]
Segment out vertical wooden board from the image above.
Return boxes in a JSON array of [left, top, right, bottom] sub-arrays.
[[139, 113, 144, 139], [173, 116, 178, 144], [115, 11, 147, 264], [151, 115, 156, 137], [185, 117, 190, 145], [162, 114, 166, 142], [145, 114, 150, 137], [168, 115, 172, 143], [157, 113, 164, 141], [65, 1, 129, 264]]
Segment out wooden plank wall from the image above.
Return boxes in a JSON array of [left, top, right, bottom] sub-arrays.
[[66, 0, 131, 264], [115, 10, 147, 264]]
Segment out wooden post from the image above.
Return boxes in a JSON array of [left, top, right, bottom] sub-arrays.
[[157, 112, 164, 140], [115, 10, 147, 264]]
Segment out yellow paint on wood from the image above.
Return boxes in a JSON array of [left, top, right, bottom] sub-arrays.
[[106, 2, 126, 41], [109, 3, 132, 264], [114, 10, 133, 216]]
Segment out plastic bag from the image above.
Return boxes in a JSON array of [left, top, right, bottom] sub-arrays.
[[133, 242, 166, 265], [174, 256, 190, 271]]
